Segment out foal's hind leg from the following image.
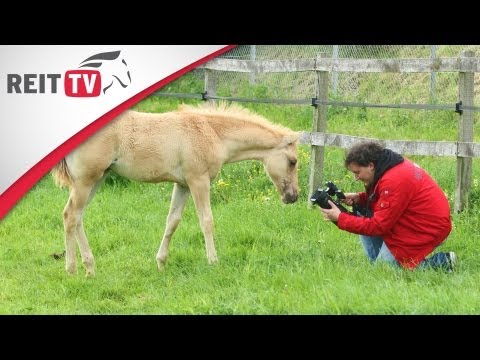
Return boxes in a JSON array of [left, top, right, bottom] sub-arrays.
[[76, 176, 107, 276], [156, 183, 191, 271], [63, 180, 102, 276], [63, 193, 78, 274], [63, 185, 91, 274]]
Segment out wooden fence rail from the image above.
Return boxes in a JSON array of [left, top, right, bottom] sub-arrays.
[[203, 56, 480, 74], [202, 51, 479, 213], [299, 133, 480, 157]]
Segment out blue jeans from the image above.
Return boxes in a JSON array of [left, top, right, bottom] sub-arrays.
[[359, 235, 450, 270]]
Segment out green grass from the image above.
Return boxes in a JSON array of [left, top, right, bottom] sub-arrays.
[[1, 87, 480, 314], [2, 173, 479, 314]]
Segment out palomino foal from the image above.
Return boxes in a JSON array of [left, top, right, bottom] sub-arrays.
[[52, 102, 299, 276]]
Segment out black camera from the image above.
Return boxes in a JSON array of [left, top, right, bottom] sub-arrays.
[[310, 181, 351, 213]]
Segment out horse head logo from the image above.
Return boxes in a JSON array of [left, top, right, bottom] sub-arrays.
[[79, 50, 131, 94]]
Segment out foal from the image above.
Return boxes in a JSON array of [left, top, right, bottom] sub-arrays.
[[52, 102, 300, 276]]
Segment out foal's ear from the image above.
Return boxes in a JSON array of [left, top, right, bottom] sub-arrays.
[[281, 133, 300, 147]]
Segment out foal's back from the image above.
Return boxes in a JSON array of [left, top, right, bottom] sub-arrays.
[[68, 110, 224, 185]]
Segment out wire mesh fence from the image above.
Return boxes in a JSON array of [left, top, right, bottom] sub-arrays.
[[211, 45, 479, 104]]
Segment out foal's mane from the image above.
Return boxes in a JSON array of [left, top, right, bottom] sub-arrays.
[[177, 102, 297, 137]]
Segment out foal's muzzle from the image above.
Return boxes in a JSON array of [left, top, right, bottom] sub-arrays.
[[282, 191, 299, 204]]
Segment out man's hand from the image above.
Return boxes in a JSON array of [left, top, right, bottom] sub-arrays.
[[342, 192, 359, 206], [320, 200, 342, 222]]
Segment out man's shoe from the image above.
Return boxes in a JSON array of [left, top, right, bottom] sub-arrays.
[[446, 251, 457, 272]]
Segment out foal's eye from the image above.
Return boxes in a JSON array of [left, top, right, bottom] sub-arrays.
[[289, 159, 297, 166]]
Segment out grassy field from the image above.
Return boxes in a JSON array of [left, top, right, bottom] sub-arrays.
[[1, 88, 480, 314]]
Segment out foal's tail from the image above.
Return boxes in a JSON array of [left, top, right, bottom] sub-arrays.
[[51, 159, 73, 188]]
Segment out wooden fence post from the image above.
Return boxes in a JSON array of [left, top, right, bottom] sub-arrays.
[[430, 45, 438, 103], [455, 50, 475, 213], [249, 45, 256, 84], [308, 53, 329, 207], [204, 69, 217, 103]]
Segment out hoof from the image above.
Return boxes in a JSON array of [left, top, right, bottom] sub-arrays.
[[51, 250, 66, 260], [208, 258, 219, 265], [157, 260, 166, 272], [66, 267, 77, 275], [82, 260, 95, 277]]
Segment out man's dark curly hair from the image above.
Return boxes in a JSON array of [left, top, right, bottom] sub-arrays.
[[344, 141, 385, 167]]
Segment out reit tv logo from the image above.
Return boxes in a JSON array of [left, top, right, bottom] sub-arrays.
[[6, 50, 132, 97]]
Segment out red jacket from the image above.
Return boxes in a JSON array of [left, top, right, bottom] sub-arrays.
[[337, 158, 452, 269]]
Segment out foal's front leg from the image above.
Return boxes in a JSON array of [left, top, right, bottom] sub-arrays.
[[188, 177, 217, 265], [156, 184, 191, 271]]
